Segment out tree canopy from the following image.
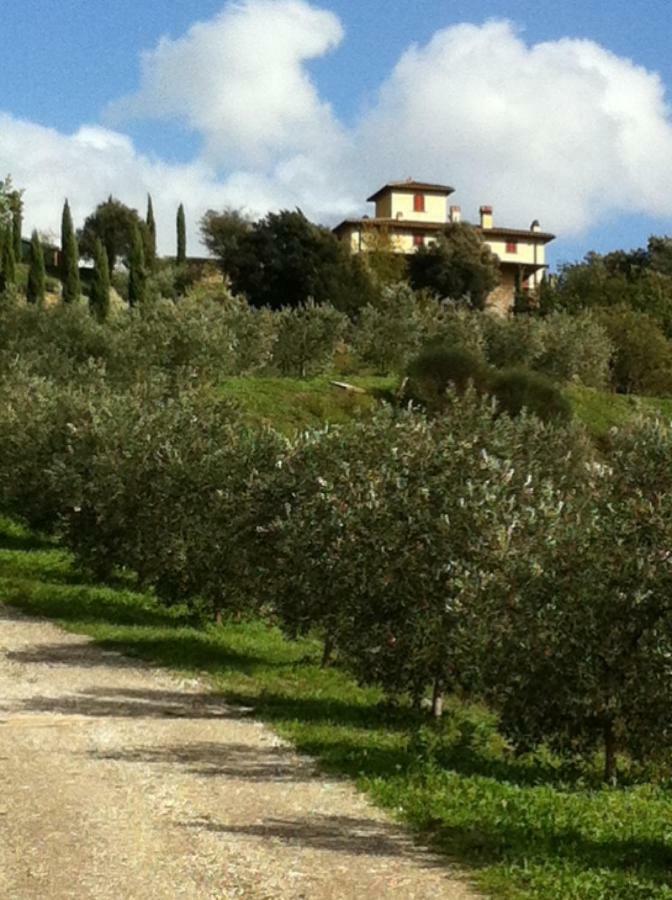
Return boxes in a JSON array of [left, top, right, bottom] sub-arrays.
[[79, 197, 152, 274], [409, 222, 500, 309], [202, 208, 376, 313]]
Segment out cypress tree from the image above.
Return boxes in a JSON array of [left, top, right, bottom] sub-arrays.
[[176, 203, 186, 265], [60, 200, 81, 303], [26, 230, 46, 305], [89, 237, 110, 321], [146, 194, 157, 268], [1, 228, 16, 290], [12, 206, 22, 261], [128, 222, 147, 307]]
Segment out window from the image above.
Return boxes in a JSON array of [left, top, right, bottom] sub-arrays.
[[413, 193, 425, 213], [413, 234, 425, 248], [506, 241, 518, 254]]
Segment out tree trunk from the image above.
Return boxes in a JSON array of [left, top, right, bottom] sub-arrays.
[[321, 632, 335, 668], [215, 608, 223, 626], [431, 678, 444, 719], [603, 720, 617, 785]]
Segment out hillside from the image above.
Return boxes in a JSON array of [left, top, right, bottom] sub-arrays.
[[219, 376, 672, 437]]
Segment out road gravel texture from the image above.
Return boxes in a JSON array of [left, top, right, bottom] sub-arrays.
[[0, 604, 478, 899]]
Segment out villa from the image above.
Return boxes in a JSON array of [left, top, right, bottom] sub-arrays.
[[333, 180, 555, 312]]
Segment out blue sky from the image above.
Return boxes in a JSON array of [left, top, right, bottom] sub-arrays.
[[2, 0, 672, 264]]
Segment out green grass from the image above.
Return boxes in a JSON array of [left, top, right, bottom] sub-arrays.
[[219, 373, 672, 441], [1, 515, 671, 899], [568, 385, 672, 438], [219, 375, 396, 433]]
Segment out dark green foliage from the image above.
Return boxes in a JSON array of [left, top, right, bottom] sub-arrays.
[[409, 222, 500, 309], [128, 223, 147, 307], [79, 196, 152, 274], [11, 205, 22, 260], [145, 194, 157, 269], [89, 237, 110, 321], [207, 208, 376, 313], [1, 227, 16, 290], [199, 207, 252, 279], [491, 368, 573, 423], [26, 230, 46, 306], [60, 200, 81, 303], [595, 305, 672, 395], [404, 344, 490, 412], [176, 203, 186, 265], [543, 244, 672, 338]]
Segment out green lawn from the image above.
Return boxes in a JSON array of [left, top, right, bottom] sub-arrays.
[[218, 374, 672, 440], [219, 375, 396, 434], [567, 385, 672, 438], [1, 515, 671, 899]]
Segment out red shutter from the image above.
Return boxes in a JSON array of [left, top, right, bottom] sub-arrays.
[[414, 234, 424, 247], [413, 194, 425, 212], [506, 241, 518, 254]]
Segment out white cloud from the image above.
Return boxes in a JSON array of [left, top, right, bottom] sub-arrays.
[[0, 114, 353, 255], [353, 20, 672, 233], [3, 8, 672, 255], [109, 0, 347, 170]]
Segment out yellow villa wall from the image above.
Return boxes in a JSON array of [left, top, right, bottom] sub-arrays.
[[375, 190, 448, 223], [484, 237, 546, 288]]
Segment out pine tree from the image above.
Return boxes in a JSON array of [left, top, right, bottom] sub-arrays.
[[146, 194, 157, 269], [60, 200, 81, 303], [176, 203, 186, 265], [26, 230, 46, 305], [89, 237, 111, 321], [1, 227, 16, 290], [128, 223, 147, 307]]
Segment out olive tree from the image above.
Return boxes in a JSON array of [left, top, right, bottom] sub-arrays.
[[470, 417, 672, 781]]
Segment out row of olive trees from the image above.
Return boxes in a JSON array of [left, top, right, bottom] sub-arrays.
[[0, 280, 617, 389], [1, 361, 671, 781]]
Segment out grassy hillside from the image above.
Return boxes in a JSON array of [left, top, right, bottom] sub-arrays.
[[220, 375, 672, 438], [2, 514, 671, 899], [219, 375, 395, 433], [567, 386, 672, 438]]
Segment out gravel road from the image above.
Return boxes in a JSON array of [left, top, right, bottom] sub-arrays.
[[0, 604, 478, 899]]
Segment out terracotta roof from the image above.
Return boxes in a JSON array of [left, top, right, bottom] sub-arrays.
[[333, 217, 555, 242], [366, 181, 455, 202]]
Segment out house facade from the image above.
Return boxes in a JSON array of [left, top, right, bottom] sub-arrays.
[[333, 180, 555, 312]]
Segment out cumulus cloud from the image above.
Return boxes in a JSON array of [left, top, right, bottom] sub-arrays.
[[354, 20, 672, 233], [3, 6, 672, 255], [0, 114, 353, 255], [109, 0, 347, 170]]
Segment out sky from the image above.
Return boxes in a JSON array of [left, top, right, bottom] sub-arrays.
[[2, 0, 672, 267]]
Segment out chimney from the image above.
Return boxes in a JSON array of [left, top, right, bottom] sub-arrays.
[[480, 205, 493, 229], [449, 205, 462, 224], [530, 219, 541, 233]]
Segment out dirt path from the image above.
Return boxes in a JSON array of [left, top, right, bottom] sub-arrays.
[[0, 605, 478, 899]]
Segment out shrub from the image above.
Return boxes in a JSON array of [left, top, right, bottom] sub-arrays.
[[534, 312, 613, 389], [353, 284, 429, 373], [271, 301, 347, 377], [491, 368, 572, 423], [482, 315, 546, 370], [0, 361, 103, 532], [404, 345, 490, 413], [424, 304, 487, 359]]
